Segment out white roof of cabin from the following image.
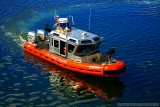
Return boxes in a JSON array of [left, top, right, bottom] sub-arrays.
[[50, 27, 101, 44], [68, 28, 97, 39]]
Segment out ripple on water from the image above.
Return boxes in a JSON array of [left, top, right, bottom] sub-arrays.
[[0, 0, 160, 106]]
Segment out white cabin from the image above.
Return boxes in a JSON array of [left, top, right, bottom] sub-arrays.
[[48, 17, 103, 63]]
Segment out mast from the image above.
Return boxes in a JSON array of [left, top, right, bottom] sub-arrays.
[[89, 8, 91, 31], [72, 16, 74, 27]]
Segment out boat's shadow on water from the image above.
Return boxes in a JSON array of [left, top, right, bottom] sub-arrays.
[[24, 52, 125, 102]]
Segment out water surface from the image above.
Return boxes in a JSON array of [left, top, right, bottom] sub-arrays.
[[0, 0, 160, 106]]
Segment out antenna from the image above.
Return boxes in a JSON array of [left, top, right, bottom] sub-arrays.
[[55, 10, 57, 16], [54, 10, 59, 17], [72, 16, 74, 27], [89, 8, 91, 31]]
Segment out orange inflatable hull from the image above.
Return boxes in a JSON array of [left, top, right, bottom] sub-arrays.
[[24, 42, 125, 77]]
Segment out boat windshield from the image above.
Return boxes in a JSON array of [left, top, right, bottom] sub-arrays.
[[76, 41, 101, 54], [76, 44, 95, 54]]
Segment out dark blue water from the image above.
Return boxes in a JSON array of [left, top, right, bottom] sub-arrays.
[[0, 0, 160, 106]]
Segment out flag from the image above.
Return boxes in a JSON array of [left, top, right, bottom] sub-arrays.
[[54, 16, 59, 22]]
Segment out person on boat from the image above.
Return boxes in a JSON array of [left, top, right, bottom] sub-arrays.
[[105, 48, 115, 63], [64, 47, 66, 55]]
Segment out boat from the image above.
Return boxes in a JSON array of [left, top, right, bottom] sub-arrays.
[[20, 15, 126, 77]]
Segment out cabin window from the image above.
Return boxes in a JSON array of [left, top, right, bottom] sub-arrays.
[[60, 41, 66, 55], [69, 39, 76, 43], [81, 40, 92, 44], [93, 37, 101, 42], [68, 44, 75, 53], [95, 41, 101, 49], [53, 33, 59, 37], [76, 44, 94, 54], [54, 40, 59, 48]]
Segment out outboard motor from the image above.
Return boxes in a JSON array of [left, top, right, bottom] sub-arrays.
[[27, 31, 36, 43], [35, 30, 49, 49], [37, 30, 46, 41]]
